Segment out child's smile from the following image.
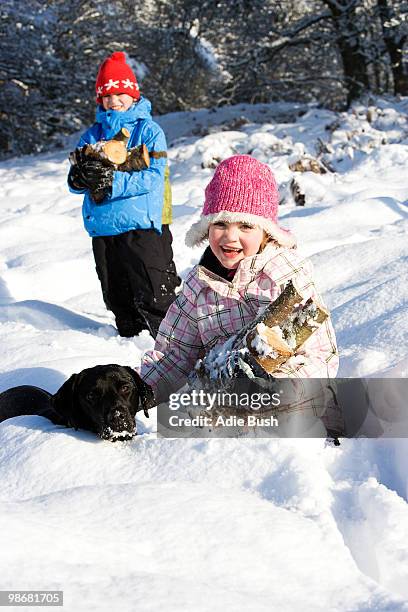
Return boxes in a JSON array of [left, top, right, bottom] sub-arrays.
[[221, 246, 243, 258], [209, 221, 264, 269], [102, 93, 134, 112]]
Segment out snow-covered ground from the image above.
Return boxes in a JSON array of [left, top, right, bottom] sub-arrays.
[[0, 97, 407, 611]]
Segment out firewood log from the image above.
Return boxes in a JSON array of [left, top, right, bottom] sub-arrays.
[[82, 128, 151, 170], [100, 127, 130, 164], [117, 144, 152, 172], [82, 128, 129, 165], [245, 280, 329, 373], [72, 128, 169, 181], [195, 280, 329, 384]]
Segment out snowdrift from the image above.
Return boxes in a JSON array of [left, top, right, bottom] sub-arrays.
[[0, 97, 407, 611]]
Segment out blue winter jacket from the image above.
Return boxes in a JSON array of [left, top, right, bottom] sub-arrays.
[[69, 97, 166, 237]]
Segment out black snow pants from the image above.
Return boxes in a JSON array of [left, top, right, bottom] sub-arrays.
[[92, 225, 180, 338]]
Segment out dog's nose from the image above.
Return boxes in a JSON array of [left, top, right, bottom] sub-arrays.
[[111, 409, 125, 422], [101, 405, 137, 441], [108, 408, 131, 430]]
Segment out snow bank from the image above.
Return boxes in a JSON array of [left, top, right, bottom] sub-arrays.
[[0, 97, 407, 610]]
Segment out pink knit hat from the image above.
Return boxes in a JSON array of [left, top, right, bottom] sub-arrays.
[[185, 155, 296, 248]]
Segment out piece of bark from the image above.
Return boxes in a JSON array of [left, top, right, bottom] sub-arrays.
[[260, 279, 304, 328], [112, 127, 131, 143]]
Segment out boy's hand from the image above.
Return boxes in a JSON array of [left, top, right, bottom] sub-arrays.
[[69, 147, 87, 169], [79, 159, 114, 194], [68, 148, 88, 190], [69, 148, 114, 203], [68, 165, 88, 191]]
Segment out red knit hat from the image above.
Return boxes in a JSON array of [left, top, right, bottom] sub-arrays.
[[185, 155, 296, 248], [95, 51, 140, 104]]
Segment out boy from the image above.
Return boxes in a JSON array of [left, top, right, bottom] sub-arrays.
[[68, 51, 180, 338]]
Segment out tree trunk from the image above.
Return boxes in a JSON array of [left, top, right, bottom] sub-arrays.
[[377, 0, 408, 95], [322, 0, 370, 104]]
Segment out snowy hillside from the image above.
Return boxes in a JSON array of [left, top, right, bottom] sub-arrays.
[[0, 97, 408, 611]]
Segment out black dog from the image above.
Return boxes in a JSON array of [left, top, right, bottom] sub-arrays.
[[0, 365, 155, 442]]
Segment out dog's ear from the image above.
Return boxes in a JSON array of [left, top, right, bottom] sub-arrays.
[[124, 367, 156, 418], [52, 373, 81, 429]]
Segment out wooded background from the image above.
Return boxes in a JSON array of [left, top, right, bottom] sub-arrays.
[[1, 0, 406, 158]]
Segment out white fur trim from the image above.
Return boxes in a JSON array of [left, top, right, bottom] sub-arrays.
[[185, 211, 296, 248]]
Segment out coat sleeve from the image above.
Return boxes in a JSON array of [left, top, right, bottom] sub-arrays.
[[272, 259, 339, 379], [109, 122, 167, 214], [141, 292, 204, 404]]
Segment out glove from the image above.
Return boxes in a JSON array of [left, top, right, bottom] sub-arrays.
[[68, 165, 88, 191], [222, 349, 274, 381], [79, 159, 114, 193], [193, 348, 274, 389], [69, 148, 114, 203], [69, 147, 88, 169], [68, 148, 89, 190]]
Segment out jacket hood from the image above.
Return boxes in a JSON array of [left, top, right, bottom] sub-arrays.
[[95, 96, 152, 140]]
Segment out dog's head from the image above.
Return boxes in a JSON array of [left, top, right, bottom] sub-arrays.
[[53, 365, 155, 441]]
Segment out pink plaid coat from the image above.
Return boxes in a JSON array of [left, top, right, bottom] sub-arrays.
[[141, 243, 339, 403]]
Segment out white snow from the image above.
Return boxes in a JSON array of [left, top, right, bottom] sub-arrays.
[[250, 323, 280, 357], [1, 96, 408, 611]]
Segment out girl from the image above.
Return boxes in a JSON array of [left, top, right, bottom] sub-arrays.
[[141, 155, 339, 404]]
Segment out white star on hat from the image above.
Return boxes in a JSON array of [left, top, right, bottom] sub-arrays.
[[122, 79, 134, 89], [105, 79, 120, 90]]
